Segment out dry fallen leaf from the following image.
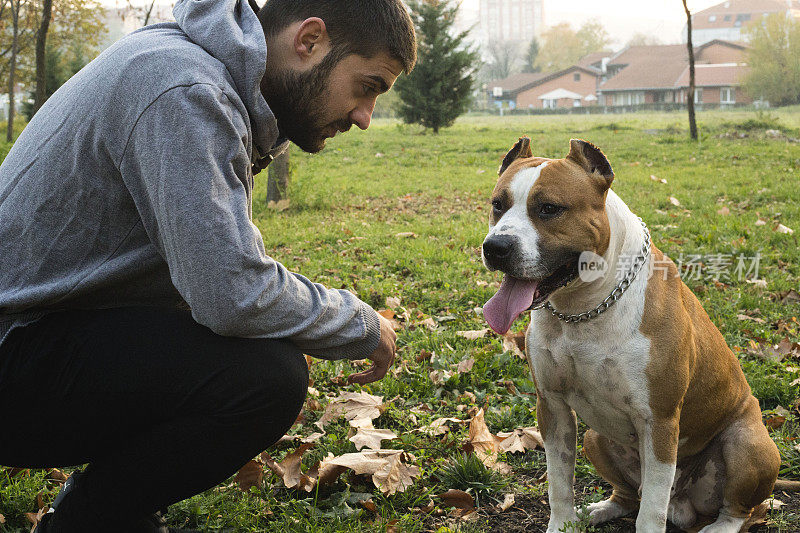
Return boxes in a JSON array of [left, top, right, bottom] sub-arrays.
[[417, 417, 465, 436], [668, 196, 681, 207], [456, 329, 490, 340], [456, 357, 475, 373], [777, 289, 800, 304], [755, 218, 767, 226], [502, 331, 526, 359], [350, 427, 398, 451], [429, 369, 453, 385], [717, 206, 730, 216], [496, 427, 544, 453], [497, 493, 516, 512], [0, 513, 5, 525], [326, 449, 420, 495], [235, 460, 264, 492], [394, 231, 417, 238], [377, 308, 402, 330], [466, 407, 500, 463], [437, 488, 475, 511], [416, 349, 434, 363], [316, 391, 385, 430], [385, 296, 402, 309], [775, 223, 794, 235]]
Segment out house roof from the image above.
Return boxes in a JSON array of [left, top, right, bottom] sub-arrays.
[[538, 88, 583, 100], [675, 63, 751, 87], [601, 45, 688, 91], [576, 51, 612, 69], [600, 41, 749, 92], [692, 0, 800, 30], [489, 66, 601, 97]]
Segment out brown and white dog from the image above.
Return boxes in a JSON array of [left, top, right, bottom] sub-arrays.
[[481, 137, 780, 532]]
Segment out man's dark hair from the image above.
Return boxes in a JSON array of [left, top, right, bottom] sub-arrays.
[[252, 0, 417, 74]]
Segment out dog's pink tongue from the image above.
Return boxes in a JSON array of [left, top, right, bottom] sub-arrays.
[[483, 275, 540, 334]]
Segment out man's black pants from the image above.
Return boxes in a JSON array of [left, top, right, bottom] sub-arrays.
[[0, 306, 308, 531]]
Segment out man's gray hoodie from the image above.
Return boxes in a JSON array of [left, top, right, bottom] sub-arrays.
[[0, 0, 381, 360]]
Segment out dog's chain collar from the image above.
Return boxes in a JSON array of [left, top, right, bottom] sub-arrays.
[[532, 218, 651, 323]]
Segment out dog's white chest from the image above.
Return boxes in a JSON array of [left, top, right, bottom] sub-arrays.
[[527, 316, 652, 445]]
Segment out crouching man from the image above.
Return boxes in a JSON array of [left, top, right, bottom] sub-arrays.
[[0, 0, 415, 531]]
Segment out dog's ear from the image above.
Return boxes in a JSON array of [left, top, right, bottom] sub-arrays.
[[566, 139, 614, 189], [498, 136, 533, 176]]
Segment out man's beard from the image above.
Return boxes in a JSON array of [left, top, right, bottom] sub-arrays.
[[262, 51, 351, 153]]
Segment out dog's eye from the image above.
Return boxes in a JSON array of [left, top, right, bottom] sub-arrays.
[[491, 199, 503, 213], [539, 203, 564, 219]]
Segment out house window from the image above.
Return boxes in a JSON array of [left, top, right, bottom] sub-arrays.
[[709, 15, 717, 21], [574, 73, 581, 81], [720, 87, 735, 104], [724, 14, 731, 21], [573, 99, 581, 107], [694, 88, 703, 103], [543, 99, 557, 109]]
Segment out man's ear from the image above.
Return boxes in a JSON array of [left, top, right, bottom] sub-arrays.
[[566, 139, 614, 189], [498, 136, 533, 176], [293, 17, 329, 60]]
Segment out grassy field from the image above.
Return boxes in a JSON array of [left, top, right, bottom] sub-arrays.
[[2, 107, 800, 532]]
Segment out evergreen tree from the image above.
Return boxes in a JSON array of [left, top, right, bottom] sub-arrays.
[[522, 38, 541, 73], [395, 0, 478, 133]]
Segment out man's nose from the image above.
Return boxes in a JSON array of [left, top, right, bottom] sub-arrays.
[[349, 100, 376, 130]]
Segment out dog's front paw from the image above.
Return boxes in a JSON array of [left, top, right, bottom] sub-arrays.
[[586, 498, 633, 525], [546, 513, 580, 533]]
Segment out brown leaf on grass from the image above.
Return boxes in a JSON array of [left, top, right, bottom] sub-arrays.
[[235, 459, 264, 492], [502, 331, 526, 359], [437, 489, 475, 511], [755, 218, 767, 226], [418, 317, 439, 331], [417, 417, 465, 436], [777, 289, 800, 304], [385, 296, 402, 309], [275, 442, 315, 489], [349, 427, 398, 451], [496, 427, 544, 453], [746, 338, 800, 362], [717, 206, 730, 216], [25, 507, 49, 531], [373, 451, 421, 495], [466, 408, 500, 463], [668, 196, 681, 207], [456, 329, 490, 340], [46, 468, 68, 483], [775, 223, 794, 235], [764, 414, 787, 430], [359, 499, 378, 513], [416, 349, 434, 363], [315, 391, 385, 430], [456, 357, 475, 373], [326, 449, 420, 494], [394, 231, 417, 238], [0, 513, 5, 524], [377, 309, 402, 330], [429, 369, 453, 385], [497, 493, 516, 512], [737, 314, 765, 324]]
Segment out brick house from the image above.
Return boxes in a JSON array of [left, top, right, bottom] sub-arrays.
[[597, 40, 751, 107], [683, 0, 800, 46], [488, 66, 602, 109]]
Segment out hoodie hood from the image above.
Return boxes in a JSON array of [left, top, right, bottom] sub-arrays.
[[173, 0, 278, 158]]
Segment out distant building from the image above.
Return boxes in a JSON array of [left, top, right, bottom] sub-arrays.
[[457, 0, 544, 58], [683, 0, 800, 46], [487, 65, 602, 109], [598, 40, 751, 107]]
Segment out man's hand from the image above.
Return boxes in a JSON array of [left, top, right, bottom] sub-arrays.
[[348, 313, 397, 385]]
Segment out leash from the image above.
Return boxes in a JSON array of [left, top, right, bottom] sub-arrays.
[[532, 218, 651, 323]]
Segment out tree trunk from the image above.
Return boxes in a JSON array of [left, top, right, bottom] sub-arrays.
[[6, 0, 20, 142], [682, 0, 698, 140], [266, 149, 290, 203], [34, 0, 53, 113]]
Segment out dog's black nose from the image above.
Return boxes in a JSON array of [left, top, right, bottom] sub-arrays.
[[483, 235, 514, 263]]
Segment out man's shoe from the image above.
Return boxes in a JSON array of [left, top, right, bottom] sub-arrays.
[[33, 470, 198, 532]]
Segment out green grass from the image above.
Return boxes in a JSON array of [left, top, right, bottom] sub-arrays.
[[2, 108, 800, 531]]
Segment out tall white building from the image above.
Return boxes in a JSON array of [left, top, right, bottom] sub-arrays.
[[477, 0, 544, 45]]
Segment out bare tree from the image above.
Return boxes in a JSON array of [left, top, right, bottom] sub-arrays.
[[121, 0, 157, 27], [682, 0, 698, 140], [33, 0, 52, 112]]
